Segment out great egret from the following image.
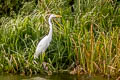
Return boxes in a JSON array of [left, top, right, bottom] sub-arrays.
[[34, 14, 62, 59]]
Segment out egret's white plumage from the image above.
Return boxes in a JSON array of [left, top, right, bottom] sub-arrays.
[[34, 14, 61, 59]]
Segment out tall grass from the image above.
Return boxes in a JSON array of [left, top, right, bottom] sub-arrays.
[[0, 0, 120, 78]]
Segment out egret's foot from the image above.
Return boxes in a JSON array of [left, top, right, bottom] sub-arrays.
[[42, 62, 48, 71], [47, 70, 52, 75], [42, 62, 52, 75]]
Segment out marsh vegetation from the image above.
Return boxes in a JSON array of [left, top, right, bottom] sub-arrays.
[[0, 0, 120, 79]]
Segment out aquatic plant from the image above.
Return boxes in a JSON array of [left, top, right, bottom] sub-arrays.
[[0, 0, 120, 78]]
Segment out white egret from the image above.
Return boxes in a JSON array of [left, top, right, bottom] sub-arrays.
[[34, 14, 62, 59]]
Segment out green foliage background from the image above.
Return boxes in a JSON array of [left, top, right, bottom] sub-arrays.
[[0, 0, 120, 78]]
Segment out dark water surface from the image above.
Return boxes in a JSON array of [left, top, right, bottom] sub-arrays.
[[0, 73, 113, 80]]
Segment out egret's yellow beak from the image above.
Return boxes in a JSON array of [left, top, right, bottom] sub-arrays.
[[55, 15, 62, 17]]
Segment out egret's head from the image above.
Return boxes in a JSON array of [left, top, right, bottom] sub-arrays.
[[50, 14, 62, 18]]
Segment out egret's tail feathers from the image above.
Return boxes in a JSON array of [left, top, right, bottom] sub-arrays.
[[34, 53, 38, 59], [33, 59, 38, 64], [34, 50, 40, 59]]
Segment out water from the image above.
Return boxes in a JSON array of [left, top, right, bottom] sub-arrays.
[[0, 73, 113, 80]]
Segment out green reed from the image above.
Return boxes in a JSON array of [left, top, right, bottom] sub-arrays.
[[0, 0, 120, 78]]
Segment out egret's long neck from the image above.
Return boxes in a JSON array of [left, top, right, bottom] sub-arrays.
[[48, 17, 52, 40]]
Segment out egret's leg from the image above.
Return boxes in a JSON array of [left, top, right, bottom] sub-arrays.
[[40, 52, 45, 63], [42, 52, 45, 62], [41, 53, 49, 71]]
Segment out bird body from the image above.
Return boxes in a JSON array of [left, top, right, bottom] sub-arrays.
[[34, 14, 61, 59], [34, 35, 50, 59]]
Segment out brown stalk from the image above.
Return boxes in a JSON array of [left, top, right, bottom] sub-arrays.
[[90, 23, 94, 73], [90, 23, 93, 56]]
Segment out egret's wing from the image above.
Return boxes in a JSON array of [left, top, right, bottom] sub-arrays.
[[34, 36, 49, 58]]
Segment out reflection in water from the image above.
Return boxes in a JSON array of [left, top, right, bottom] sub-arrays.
[[0, 73, 112, 80], [23, 77, 46, 80]]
